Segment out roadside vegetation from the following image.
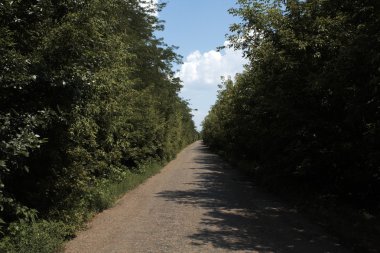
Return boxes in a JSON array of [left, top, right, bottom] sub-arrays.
[[0, 0, 198, 252], [202, 0, 379, 252]]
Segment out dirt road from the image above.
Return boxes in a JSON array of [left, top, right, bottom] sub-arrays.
[[65, 141, 349, 253]]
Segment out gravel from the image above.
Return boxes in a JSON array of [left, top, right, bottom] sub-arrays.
[[64, 141, 350, 253]]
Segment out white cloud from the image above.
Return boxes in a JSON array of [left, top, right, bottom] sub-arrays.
[[178, 42, 248, 130], [178, 41, 247, 87], [139, 0, 159, 16]]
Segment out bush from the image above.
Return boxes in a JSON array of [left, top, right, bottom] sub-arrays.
[[0, 220, 70, 253]]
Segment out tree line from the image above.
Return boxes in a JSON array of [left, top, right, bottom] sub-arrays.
[[203, 0, 379, 245], [0, 0, 197, 251]]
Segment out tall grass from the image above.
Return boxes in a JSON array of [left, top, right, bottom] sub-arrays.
[[87, 160, 164, 212]]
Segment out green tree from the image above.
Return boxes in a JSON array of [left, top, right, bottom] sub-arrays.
[[0, 0, 197, 244], [203, 0, 380, 208]]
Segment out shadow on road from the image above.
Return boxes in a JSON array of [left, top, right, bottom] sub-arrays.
[[156, 143, 346, 253]]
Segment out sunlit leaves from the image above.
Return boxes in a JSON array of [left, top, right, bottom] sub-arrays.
[[0, 0, 197, 239]]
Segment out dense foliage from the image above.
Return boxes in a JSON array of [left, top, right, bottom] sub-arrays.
[[203, 0, 379, 212], [0, 0, 197, 250]]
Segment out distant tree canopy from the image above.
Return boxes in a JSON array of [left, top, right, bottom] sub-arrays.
[[0, 0, 197, 232], [203, 0, 379, 210]]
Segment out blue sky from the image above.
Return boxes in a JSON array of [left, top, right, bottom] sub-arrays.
[[155, 0, 247, 130]]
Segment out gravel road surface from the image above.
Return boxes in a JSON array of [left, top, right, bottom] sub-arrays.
[[64, 141, 349, 253]]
